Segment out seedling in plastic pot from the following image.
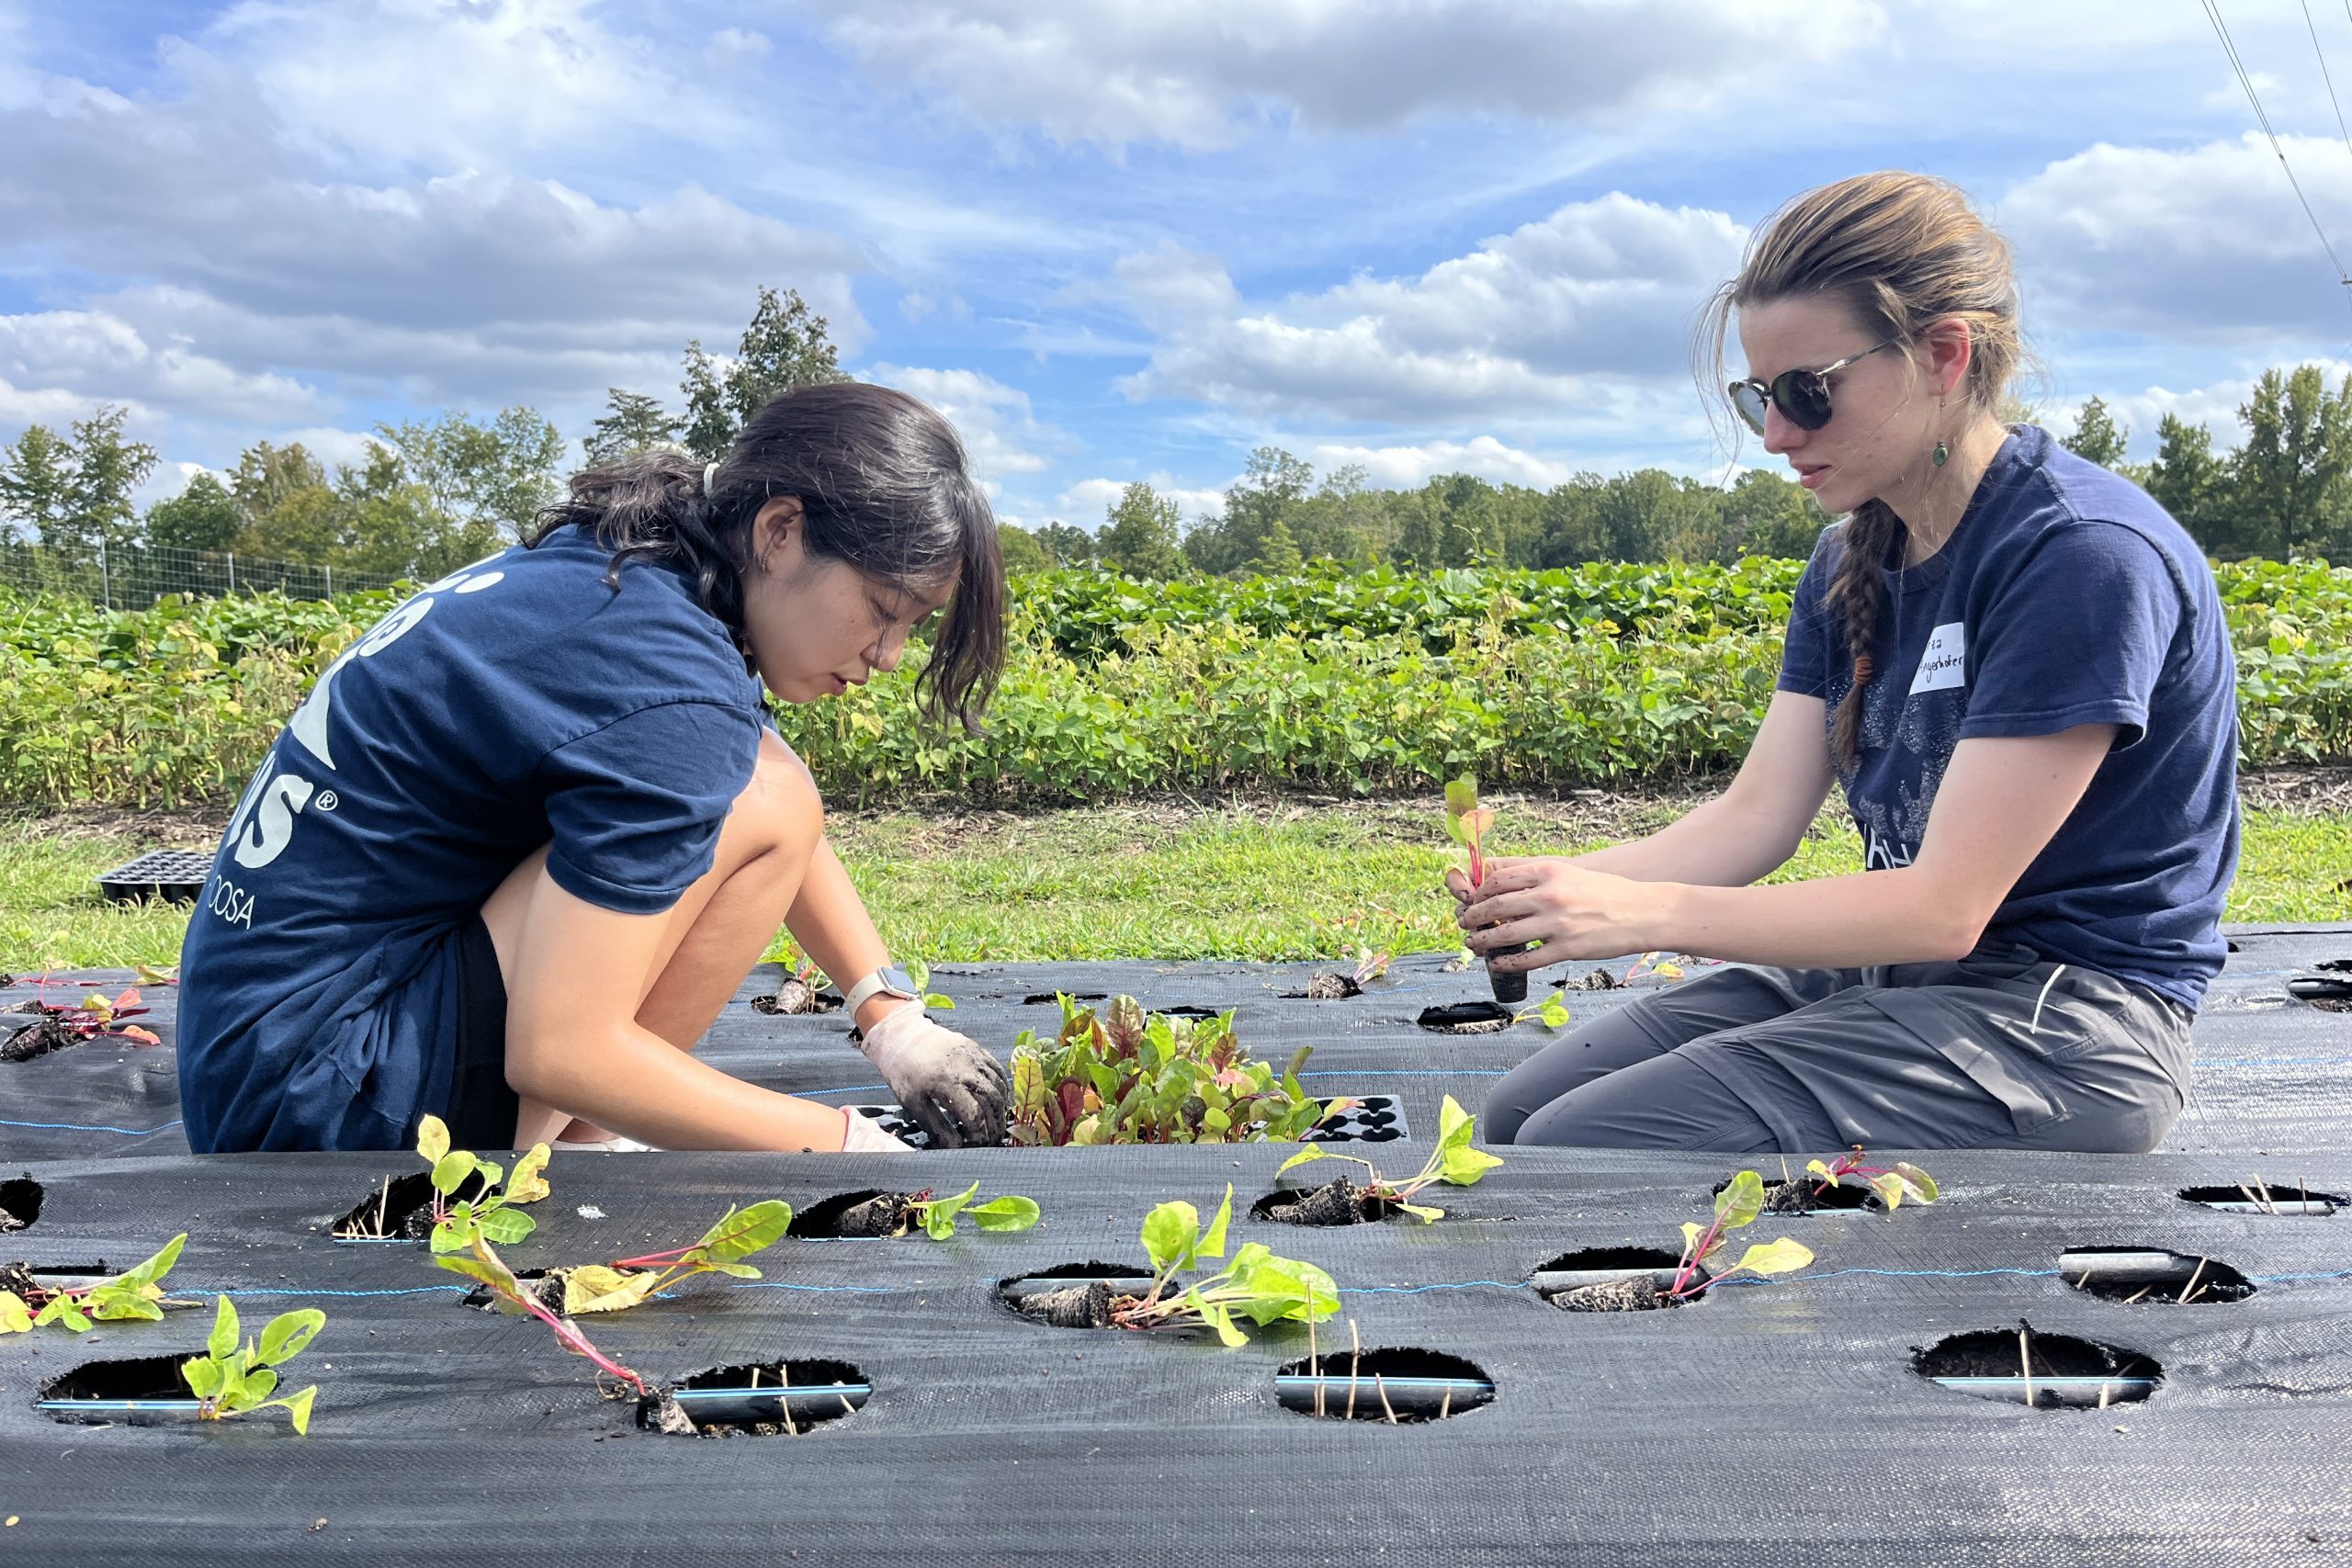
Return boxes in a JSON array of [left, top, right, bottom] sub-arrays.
[[403, 1114, 552, 1253], [1, 986, 163, 1063], [1269, 1096, 1503, 1224], [1010, 995, 1337, 1145], [1549, 1172, 1811, 1312], [179, 1296, 323, 1434], [1446, 773, 1532, 1005], [1, 1233, 188, 1334], [555, 1200, 797, 1314], [1788, 1145, 1938, 1215]]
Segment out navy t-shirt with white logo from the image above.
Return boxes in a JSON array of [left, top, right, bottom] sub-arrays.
[[177, 527, 770, 1152], [1777, 424, 2240, 1010]]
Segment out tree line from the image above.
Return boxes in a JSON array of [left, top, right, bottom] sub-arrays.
[[0, 278, 2343, 583]]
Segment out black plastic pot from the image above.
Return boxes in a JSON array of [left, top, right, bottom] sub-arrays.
[[1487, 946, 1532, 1005]]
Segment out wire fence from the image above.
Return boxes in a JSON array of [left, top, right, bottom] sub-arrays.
[[0, 541, 401, 608]]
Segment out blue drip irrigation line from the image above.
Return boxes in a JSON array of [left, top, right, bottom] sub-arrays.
[[0, 1115, 181, 1135]]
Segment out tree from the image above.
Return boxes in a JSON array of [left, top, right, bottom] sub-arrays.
[[679, 286, 848, 460], [1249, 514, 1302, 574], [377, 408, 565, 544], [1207, 446, 1314, 574], [2143, 413, 2230, 553], [335, 443, 492, 579], [0, 408, 155, 554], [2063, 396, 2132, 470], [582, 389, 682, 467], [1289, 463, 1391, 565], [228, 441, 330, 522], [1097, 482, 1187, 578], [995, 522, 1051, 574], [2229, 366, 2352, 558], [142, 472, 244, 551], [1034, 521, 1095, 567], [0, 423, 75, 545], [1724, 468, 1822, 559]]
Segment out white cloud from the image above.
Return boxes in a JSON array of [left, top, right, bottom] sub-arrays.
[[804, 0, 1886, 151], [1113, 195, 1746, 423], [2001, 134, 2352, 338], [0, 310, 323, 423], [1056, 475, 1228, 525], [1302, 436, 1583, 491], [870, 366, 1069, 487], [2043, 360, 2352, 457]]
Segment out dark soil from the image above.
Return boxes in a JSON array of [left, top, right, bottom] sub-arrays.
[[637, 1359, 865, 1438], [1297, 973, 1362, 1000], [1750, 1177, 1876, 1216], [1254, 1176, 1397, 1226], [2177, 1180, 2346, 1214], [0, 1012, 76, 1064], [1559, 967, 1623, 991], [1014, 1279, 1119, 1328], [1914, 1325, 2163, 1408], [787, 1190, 918, 1240], [1275, 1347, 1496, 1424], [0, 1176, 40, 1232], [1159, 1005, 1220, 1019], [332, 1170, 489, 1240], [1417, 1001, 1511, 1034], [1023, 992, 1107, 1005], [39, 1353, 188, 1405], [752, 977, 840, 1015], [0, 1261, 35, 1298], [463, 1269, 571, 1314], [1547, 1274, 1682, 1313]]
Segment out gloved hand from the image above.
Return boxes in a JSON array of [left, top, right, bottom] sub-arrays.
[[856, 1003, 1012, 1149], [840, 1107, 914, 1153]]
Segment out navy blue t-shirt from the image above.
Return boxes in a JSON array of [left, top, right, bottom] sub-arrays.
[[178, 527, 770, 1152], [1777, 424, 2240, 1009]]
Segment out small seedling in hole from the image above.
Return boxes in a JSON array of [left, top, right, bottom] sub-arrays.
[[389, 1114, 551, 1252], [1551, 1173, 1811, 1311], [435, 1232, 647, 1394], [0, 1234, 188, 1334], [821, 1183, 1043, 1241], [1019, 1187, 1339, 1344], [179, 1296, 323, 1434], [1792, 1145, 1938, 1213], [1011, 995, 1337, 1145], [550, 1200, 797, 1314], [1512, 994, 1571, 1029], [902, 956, 956, 1011], [1272, 1095, 1501, 1223], [0, 986, 163, 1062]]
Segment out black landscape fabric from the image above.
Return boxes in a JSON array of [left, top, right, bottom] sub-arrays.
[[0, 929, 2347, 1564]]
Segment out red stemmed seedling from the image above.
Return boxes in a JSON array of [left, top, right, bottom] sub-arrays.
[[1, 983, 162, 1062], [1, 1233, 189, 1333], [1783, 1145, 1939, 1214], [1446, 773, 1532, 1003], [1546, 1171, 1811, 1313], [1271, 1095, 1502, 1223]]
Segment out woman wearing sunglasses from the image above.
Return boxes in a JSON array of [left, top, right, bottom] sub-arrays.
[[1457, 171, 2236, 1154]]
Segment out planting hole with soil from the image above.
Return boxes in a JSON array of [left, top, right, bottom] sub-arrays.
[[2058, 1247, 2255, 1304], [998, 1262, 1158, 1328], [1023, 992, 1107, 1005], [332, 1169, 492, 1241], [1251, 1183, 1399, 1225], [1537, 1170, 1811, 1311], [1276, 1346, 1495, 1424], [1915, 1325, 2163, 1409], [0, 1177, 41, 1233], [789, 1184, 1039, 1240], [39, 1353, 200, 1427], [2178, 1179, 2344, 1215], [752, 977, 840, 1015], [1258, 1095, 1499, 1224], [1532, 1247, 1697, 1312], [1417, 1001, 1511, 1034], [637, 1359, 868, 1437], [1724, 1147, 1938, 1216]]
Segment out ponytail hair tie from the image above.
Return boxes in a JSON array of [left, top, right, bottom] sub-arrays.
[[1852, 655, 1874, 686], [702, 461, 719, 498]]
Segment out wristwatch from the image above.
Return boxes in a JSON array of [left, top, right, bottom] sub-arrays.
[[842, 964, 922, 1018]]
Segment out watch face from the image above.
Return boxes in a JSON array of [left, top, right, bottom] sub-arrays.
[[877, 965, 920, 997]]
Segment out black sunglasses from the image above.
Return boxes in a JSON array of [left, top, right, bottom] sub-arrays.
[[1727, 338, 1898, 434]]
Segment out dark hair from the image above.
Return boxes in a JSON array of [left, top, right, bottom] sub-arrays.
[[532, 381, 1005, 731], [1694, 171, 2026, 774]]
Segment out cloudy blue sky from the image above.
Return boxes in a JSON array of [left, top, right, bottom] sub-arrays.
[[3, 0, 2349, 533]]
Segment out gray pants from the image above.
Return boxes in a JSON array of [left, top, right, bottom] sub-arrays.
[[1487, 942, 2194, 1154]]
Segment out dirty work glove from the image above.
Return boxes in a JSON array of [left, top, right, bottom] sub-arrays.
[[856, 1004, 1012, 1149], [841, 1107, 914, 1154]]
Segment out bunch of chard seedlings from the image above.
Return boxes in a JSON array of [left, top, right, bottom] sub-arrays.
[[1009, 994, 1334, 1145]]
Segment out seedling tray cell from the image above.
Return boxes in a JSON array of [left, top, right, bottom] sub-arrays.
[[94, 850, 213, 905]]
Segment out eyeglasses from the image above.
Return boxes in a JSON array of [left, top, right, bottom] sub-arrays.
[[1727, 338, 1898, 434]]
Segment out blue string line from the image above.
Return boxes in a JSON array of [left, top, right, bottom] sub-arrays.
[[0, 1114, 181, 1135]]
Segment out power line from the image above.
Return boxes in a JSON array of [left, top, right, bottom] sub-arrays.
[[2308, 0, 2352, 164], [2201, 0, 2352, 315]]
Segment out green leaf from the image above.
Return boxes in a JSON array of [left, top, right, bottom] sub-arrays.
[[1397, 1201, 1445, 1223], [257, 1308, 325, 1365], [1436, 1094, 1474, 1150], [1679, 1220, 1705, 1260], [84, 1287, 164, 1323], [107, 1233, 187, 1292], [1275, 1146, 1329, 1176], [182, 1354, 225, 1400], [430, 1149, 477, 1197], [236, 1366, 280, 1409], [922, 1180, 980, 1240], [1892, 1162, 1939, 1203], [1728, 1237, 1813, 1279], [562, 1266, 660, 1314], [1199, 1184, 1233, 1261], [471, 1159, 504, 1190], [434, 1253, 519, 1295], [706, 1262, 762, 1279], [274, 1384, 318, 1436], [1868, 1172, 1909, 1212], [415, 1114, 450, 1164], [503, 1143, 553, 1205], [34, 1293, 90, 1331], [1804, 1158, 1837, 1185], [1140, 1200, 1202, 1274], [473, 1206, 537, 1245], [0, 1292, 30, 1335], [1440, 1142, 1503, 1187], [695, 1200, 794, 1263], [428, 1217, 470, 1255], [206, 1294, 239, 1361], [1713, 1169, 1765, 1232], [1184, 1285, 1247, 1348], [966, 1195, 1041, 1233]]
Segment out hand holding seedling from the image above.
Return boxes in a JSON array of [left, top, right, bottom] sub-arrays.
[[1451, 855, 1653, 972]]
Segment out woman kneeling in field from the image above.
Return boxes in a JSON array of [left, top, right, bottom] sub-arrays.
[[1457, 172, 2236, 1155], [179, 384, 1006, 1155]]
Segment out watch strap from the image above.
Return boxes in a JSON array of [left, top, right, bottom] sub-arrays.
[[843, 965, 921, 1017]]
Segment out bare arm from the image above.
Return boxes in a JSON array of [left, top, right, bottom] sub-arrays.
[[784, 838, 903, 1032], [1565, 690, 1837, 886], [1463, 725, 2119, 971]]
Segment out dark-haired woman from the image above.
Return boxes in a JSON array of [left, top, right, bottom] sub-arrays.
[[1460, 172, 2238, 1155], [179, 383, 1009, 1154]]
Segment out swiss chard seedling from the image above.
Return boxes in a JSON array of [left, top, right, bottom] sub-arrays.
[[1010, 995, 1336, 1145], [365, 1114, 552, 1250], [1, 1233, 188, 1334], [1047, 1186, 1339, 1345], [0, 986, 163, 1063], [552, 1200, 797, 1314], [435, 1232, 648, 1394], [1774, 1145, 1939, 1214], [1447, 773, 1532, 1003], [1548, 1172, 1811, 1312], [179, 1296, 323, 1434], [1271, 1095, 1501, 1223]]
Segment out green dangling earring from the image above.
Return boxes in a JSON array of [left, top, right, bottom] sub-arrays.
[[1931, 439, 1950, 468]]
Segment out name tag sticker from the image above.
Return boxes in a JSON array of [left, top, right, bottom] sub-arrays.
[[1909, 623, 1968, 694]]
